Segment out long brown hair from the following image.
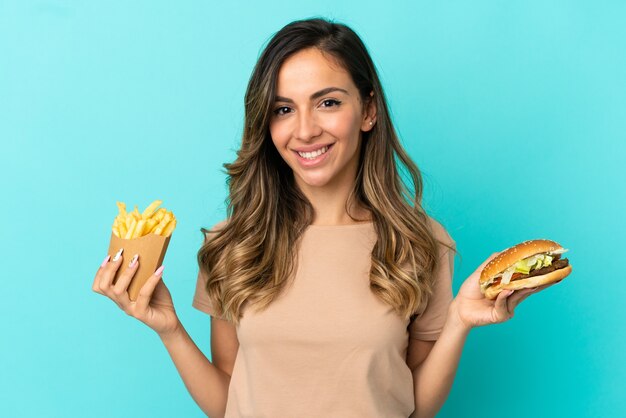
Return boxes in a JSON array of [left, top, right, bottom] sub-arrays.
[[197, 17, 454, 325]]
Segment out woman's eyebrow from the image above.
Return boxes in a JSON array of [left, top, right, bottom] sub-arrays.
[[275, 87, 349, 103]]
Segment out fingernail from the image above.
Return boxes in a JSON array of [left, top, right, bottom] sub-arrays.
[[128, 254, 139, 268], [113, 248, 124, 261], [154, 265, 165, 277], [100, 255, 111, 268]]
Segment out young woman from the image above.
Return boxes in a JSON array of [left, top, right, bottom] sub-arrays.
[[92, 17, 551, 418]]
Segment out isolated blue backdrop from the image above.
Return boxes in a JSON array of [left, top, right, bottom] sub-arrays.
[[1, 1, 624, 417]]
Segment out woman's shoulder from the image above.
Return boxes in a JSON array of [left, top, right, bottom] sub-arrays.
[[211, 218, 230, 231], [425, 215, 455, 247], [202, 218, 230, 243]]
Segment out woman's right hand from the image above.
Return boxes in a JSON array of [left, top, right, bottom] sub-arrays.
[[92, 250, 181, 338]]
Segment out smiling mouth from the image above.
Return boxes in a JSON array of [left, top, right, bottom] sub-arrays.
[[293, 143, 334, 159]]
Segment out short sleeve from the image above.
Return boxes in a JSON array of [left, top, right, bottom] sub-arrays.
[[191, 219, 229, 319], [192, 268, 223, 318], [408, 218, 455, 341]]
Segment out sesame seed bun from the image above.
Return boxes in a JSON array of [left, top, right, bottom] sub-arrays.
[[480, 239, 572, 299]]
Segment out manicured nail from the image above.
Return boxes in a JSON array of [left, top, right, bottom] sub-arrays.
[[100, 255, 111, 268], [154, 265, 165, 276], [128, 254, 139, 268], [113, 248, 124, 261]]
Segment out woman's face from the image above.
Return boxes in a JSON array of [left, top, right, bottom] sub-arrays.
[[268, 47, 376, 192]]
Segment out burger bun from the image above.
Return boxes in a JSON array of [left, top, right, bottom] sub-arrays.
[[484, 265, 572, 299]]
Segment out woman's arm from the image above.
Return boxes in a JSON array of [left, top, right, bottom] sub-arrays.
[[159, 323, 230, 418], [410, 300, 469, 418], [92, 252, 231, 417], [411, 253, 551, 417]]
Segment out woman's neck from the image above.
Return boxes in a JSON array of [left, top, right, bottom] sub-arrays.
[[299, 183, 372, 225]]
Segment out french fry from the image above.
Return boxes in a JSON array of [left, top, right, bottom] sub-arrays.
[[112, 218, 120, 238], [132, 219, 146, 239], [116, 201, 127, 217], [153, 208, 166, 222], [145, 218, 157, 234], [153, 212, 173, 236], [124, 218, 138, 239], [141, 200, 162, 219], [132, 206, 140, 220], [162, 218, 176, 237], [119, 222, 127, 239]]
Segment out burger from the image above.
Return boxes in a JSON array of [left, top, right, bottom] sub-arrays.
[[480, 239, 572, 299]]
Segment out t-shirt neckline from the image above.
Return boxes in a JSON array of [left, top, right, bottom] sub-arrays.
[[306, 221, 374, 229]]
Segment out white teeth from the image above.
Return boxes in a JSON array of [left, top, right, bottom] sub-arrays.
[[298, 145, 329, 159]]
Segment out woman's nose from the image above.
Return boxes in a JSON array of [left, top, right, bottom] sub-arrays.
[[294, 111, 322, 141]]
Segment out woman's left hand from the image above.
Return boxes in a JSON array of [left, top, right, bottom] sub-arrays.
[[450, 253, 556, 330]]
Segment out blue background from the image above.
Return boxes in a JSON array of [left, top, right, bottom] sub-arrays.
[[1, 1, 624, 417]]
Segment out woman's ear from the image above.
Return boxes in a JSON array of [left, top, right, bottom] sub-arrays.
[[361, 91, 377, 132]]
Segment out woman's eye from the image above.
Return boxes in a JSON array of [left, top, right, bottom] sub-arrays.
[[321, 99, 341, 108], [273, 106, 291, 116]]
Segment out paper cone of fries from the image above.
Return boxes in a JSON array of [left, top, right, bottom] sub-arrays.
[[107, 200, 177, 301], [107, 232, 172, 301]]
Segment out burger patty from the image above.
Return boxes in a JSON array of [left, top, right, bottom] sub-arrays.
[[525, 258, 569, 278], [492, 258, 570, 286]]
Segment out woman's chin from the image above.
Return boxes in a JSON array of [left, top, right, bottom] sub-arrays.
[[295, 173, 333, 189]]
